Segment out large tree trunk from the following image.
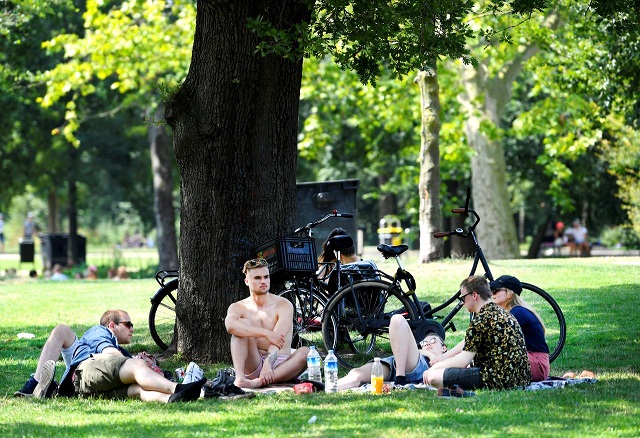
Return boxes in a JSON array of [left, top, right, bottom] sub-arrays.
[[415, 68, 443, 263], [148, 104, 178, 271], [165, 1, 311, 362], [458, 44, 541, 260]]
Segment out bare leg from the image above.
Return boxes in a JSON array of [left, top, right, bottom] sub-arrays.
[[423, 368, 445, 388], [119, 358, 177, 395], [34, 324, 76, 381], [268, 347, 310, 384], [337, 362, 392, 390], [389, 314, 420, 378], [127, 384, 171, 402], [230, 335, 262, 388]]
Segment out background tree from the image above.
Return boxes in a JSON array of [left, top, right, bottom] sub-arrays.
[[38, 0, 195, 269]]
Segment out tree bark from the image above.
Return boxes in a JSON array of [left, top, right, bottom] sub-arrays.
[[165, 1, 311, 362], [458, 44, 541, 260], [67, 145, 79, 266], [415, 68, 443, 263], [148, 104, 179, 271]]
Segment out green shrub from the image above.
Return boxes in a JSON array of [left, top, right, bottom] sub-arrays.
[[599, 225, 640, 249]]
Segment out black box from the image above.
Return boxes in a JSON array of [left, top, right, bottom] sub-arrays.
[[40, 233, 86, 269], [295, 179, 360, 256], [255, 237, 318, 276], [19, 239, 35, 263]]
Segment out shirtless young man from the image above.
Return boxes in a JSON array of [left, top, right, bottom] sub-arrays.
[[225, 258, 310, 388]]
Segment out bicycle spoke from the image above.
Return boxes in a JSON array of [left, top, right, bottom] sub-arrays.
[[520, 282, 566, 363], [322, 280, 416, 369]]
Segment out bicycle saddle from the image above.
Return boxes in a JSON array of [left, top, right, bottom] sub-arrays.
[[376, 244, 409, 258], [328, 234, 354, 251]]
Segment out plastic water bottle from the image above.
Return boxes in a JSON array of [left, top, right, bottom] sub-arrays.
[[371, 357, 383, 394], [306, 346, 323, 382], [324, 350, 339, 393]]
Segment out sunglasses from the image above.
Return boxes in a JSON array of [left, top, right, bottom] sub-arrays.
[[116, 321, 134, 329], [458, 292, 473, 303], [491, 288, 507, 295], [246, 259, 268, 267], [420, 336, 441, 348]]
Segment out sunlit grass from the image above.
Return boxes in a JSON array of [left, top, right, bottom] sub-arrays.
[[1, 257, 639, 437]]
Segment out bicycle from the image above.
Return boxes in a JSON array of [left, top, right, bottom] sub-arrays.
[[321, 188, 566, 369], [149, 269, 179, 351], [261, 211, 368, 350], [147, 211, 357, 351]]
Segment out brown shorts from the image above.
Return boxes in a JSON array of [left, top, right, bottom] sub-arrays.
[[75, 353, 131, 399]]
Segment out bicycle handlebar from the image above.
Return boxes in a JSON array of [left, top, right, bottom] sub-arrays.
[[293, 210, 354, 235], [432, 188, 480, 239]]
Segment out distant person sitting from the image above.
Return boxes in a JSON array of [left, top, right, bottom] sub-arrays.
[[50, 264, 68, 281], [553, 221, 565, 254], [564, 219, 590, 257], [86, 265, 98, 280], [0, 212, 5, 252], [338, 314, 446, 390]]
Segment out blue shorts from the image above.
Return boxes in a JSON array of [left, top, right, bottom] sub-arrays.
[[377, 354, 429, 383]]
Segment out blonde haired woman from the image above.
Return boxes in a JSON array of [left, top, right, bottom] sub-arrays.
[[490, 275, 550, 382]]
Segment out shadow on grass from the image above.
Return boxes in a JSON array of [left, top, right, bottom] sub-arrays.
[[2, 379, 639, 437]]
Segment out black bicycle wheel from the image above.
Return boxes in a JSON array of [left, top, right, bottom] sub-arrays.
[[520, 282, 566, 363], [276, 286, 327, 350], [322, 280, 417, 369], [148, 278, 178, 351]]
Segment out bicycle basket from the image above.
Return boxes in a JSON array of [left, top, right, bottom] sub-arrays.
[[255, 237, 318, 276]]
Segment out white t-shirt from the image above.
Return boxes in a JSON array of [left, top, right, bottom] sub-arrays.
[[565, 226, 588, 243]]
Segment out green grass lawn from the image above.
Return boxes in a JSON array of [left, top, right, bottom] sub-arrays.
[[1, 257, 639, 437]]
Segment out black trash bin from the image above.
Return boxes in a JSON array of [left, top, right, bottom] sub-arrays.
[[19, 238, 35, 263], [40, 233, 86, 269], [295, 179, 360, 256]]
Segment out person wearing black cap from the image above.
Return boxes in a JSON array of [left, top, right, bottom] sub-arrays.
[[490, 275, 550, 381], [423, 276, 530, 391]]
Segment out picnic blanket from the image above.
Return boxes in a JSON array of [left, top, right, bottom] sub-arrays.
[[525, 377, 598, 391]]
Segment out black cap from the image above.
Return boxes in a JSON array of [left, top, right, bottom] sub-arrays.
[[489, 275, 522, 295]]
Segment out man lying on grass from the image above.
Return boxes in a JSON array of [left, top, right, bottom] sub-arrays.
[[16, 309, 205, 402]]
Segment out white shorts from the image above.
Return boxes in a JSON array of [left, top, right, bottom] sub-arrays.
[[62, 336, 79, 368]]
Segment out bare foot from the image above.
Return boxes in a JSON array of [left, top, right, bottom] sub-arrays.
[[235, 377, 262, 389]]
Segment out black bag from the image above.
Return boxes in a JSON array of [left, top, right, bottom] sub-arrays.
[[203, 369, 246, 398]]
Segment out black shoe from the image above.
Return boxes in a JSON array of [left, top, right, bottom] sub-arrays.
[[438, 384, 475, 398], [169, 378, 206, 403], [14, 376, 38, 397]]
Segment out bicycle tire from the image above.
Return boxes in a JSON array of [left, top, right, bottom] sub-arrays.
[[322, 280, 417, 369], [148, 278, 178, 351], [520, 282, 566, 363], [276, 286, 327, 350]]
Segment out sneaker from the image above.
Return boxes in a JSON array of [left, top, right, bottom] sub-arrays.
[[33, 360, 56, 398], [183, 362, 204, 384], [169, 378, 207, 403], [14, 375, 38, 397]]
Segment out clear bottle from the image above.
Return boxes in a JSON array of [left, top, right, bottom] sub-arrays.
[[306, 345, 323, 382], [324, 349, 339, 393], [371, 357, 383, 394]]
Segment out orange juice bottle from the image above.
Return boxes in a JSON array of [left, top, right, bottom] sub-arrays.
[[371, 357, 383, 394]]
